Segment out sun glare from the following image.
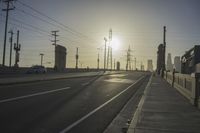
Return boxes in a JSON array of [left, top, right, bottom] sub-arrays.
[[111, 37, 120, 51]]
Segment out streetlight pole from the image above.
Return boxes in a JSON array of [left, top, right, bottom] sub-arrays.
[[40, 53, 44, 66], [104, 37, 107, 72]]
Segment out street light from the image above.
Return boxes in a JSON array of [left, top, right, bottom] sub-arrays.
[[40, 53, 44, 66], [104, 37, 107, 72]]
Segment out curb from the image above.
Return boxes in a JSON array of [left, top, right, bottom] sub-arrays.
[[127, 74, 153, 133]]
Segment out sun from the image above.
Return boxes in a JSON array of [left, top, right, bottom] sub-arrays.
[[111, 37, 120, 51]]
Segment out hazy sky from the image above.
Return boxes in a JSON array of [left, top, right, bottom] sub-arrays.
[[0, 0, 200, 69]]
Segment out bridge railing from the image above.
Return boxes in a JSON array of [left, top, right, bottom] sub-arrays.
[[164, 71, 200, 109]]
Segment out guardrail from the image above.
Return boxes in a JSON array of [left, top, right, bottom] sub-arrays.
[[164, 71, 200, 109]]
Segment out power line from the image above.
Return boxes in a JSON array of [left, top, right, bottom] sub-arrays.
[[16, 0, 100, 44], [1, 0, 15, 66], [1, 13, 78, 47]]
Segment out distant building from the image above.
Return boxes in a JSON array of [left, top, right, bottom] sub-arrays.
[[181, 45, 200, 74], [147, 59, 153, 72], [157, 44, 165, 74], [166, 53, 173, 71], [55, 45, 67, 71], [116, 61, 120, 71], [174, 56, 181, 72], [141, 64, 144, 71]]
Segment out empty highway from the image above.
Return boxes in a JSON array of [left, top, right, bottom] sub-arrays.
[[0, 71, 150, 133]]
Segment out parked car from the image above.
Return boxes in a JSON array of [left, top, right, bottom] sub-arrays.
[[26, 65, 47, 74]]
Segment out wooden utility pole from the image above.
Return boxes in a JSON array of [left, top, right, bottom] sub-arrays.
[[2, 0, 15, 66], [51, 30, 59, 68]]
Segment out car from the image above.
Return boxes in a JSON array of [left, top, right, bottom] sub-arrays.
[[26, 65, 47, 74]]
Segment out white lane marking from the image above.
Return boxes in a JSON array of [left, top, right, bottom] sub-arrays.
[[81, 82, 89, 86], [60, 76, 145, 133], [81, 75, 99, 86], [0, 87, 71, 103]]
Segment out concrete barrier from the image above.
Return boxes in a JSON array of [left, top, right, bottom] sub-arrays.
[[164, 71, 200, 109]]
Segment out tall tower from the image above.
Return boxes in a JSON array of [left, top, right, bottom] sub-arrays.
[[147, 59, 153, 72], [126, 45, 131, 71], [174, 56, 181, 72], [166, 53, 173, 71]]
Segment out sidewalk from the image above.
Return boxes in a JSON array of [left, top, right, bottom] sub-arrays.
[[128, 76, 200, 133], [0, 71, 121, 85]]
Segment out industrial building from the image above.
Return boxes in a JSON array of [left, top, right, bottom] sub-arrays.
[[181, 45, 200, 74], [55, 45, 67, 71]]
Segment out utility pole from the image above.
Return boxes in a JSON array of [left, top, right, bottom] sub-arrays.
[[126, 45, 131, 71], [51, 30, 59, 68], [8, 29, 14, 67], [40, 53, 44, 66], [51, 30, 59, 46], [14, 30, 21, 67], [104, 37, 107, 72], [109, 28, 112, 70], [97, 53, 99, 70], [2, 0, 15, 66], [107, 46, 110, 69], [75, 47, 79, 69]]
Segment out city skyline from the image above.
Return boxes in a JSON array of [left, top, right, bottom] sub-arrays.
[[0, 0, 200, 69]]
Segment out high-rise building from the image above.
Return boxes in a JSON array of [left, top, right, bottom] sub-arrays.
[[166, 53, 173, 71], [55, 45, 67, 71], [147, 59, 153, 72], [174, 56, 181, 72]]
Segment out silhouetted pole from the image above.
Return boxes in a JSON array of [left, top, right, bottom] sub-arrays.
[[51, 30, 59, 69], [162, 26, 166, 77], [126, 45, 131, 71], [107, 46, 110, 69], [75, 47, 79, 69], [40, 53, 44, 66], [97, 53, 99, 70], [109, 29, 112, 70], [8, 30, 14, 67], [51, 30, 59, 46], [104, 37, 107, 72], [14, 30, 21, 67], [2, 0, 15, 66]]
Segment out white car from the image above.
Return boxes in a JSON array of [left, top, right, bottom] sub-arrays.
[[27, 65, 47, 74]]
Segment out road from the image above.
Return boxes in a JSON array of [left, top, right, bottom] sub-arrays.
[[0, 71, 150, 133]]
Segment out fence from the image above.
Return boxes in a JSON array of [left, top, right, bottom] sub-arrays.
[[164, 71, 200, 109]]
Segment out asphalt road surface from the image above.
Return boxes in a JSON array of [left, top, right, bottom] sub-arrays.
[[0, 71, 150, 133]]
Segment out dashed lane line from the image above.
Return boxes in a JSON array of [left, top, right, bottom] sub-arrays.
[[0, 87, 71, 103]]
